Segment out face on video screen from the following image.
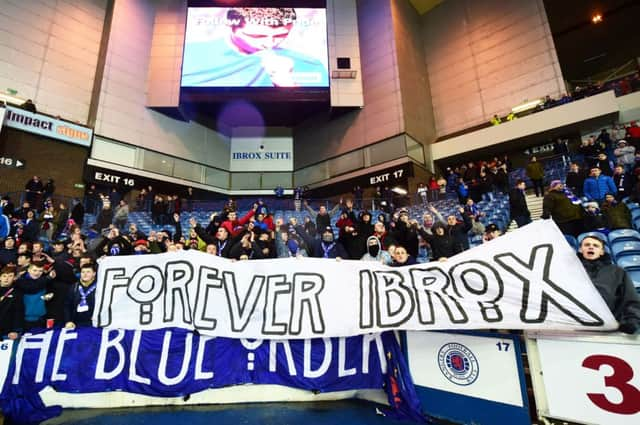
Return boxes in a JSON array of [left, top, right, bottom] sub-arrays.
[[181, 7, 329, 88]]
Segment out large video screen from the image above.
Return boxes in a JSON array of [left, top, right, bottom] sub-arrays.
[[182, 7, 329, 88]]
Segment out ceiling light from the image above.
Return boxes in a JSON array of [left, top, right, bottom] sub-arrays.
[[391, 187, 407, 195], [511, 99, 543, 114], [591, 13, 603, 24], [0, 92, 26, 105]]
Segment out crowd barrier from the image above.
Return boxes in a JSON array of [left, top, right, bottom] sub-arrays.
[[526, 332, 640, 425], [404, 330, 531, 425], [0, 221, 638, 424], [1, 330, 639, 424]]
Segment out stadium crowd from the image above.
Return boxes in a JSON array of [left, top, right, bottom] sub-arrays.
[[1, 122, 640, 340]]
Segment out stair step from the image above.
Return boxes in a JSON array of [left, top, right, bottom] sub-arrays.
[[525, 193, 544, 220]]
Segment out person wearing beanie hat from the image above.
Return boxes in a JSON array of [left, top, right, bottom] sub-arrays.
[[548, 180, 563, 190], [482, 223, 501, 243], [294, 223, 348, 259], [578, 235, 640, 334], [582, 201, 608, 233], [133, 239, 150, 255]]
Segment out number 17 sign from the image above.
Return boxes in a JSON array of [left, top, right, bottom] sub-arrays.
[[533, 336, 640, 425]]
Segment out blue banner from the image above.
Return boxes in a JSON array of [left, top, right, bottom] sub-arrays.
[[0, 328, 425, 424]]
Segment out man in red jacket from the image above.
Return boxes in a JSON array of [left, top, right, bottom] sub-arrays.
[[220, 204, 257, 237]]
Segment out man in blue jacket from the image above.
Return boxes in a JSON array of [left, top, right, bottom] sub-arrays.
[[583, 166, 617, 203]]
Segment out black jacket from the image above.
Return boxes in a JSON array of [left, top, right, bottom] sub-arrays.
[[419, 215, 472, 260], [419, 227, 461, 260], [0, 286, 20, 335], [0, 248, 17, 267], [338, 231, 367, 260], [391, 220, 420, 258], [580, 254, 640, 333], [193, 224, 235, 258], [71, 203, 85, 226], [566, 171, 587, 195], [295, 225, 348, 259], [509, 188, 530, 218], [64, 281, 97, 327]]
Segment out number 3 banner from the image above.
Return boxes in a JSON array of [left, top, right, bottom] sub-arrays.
[[528, 335, 640, 425]]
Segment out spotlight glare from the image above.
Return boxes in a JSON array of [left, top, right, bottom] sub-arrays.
[[591, 13, 603, 24]]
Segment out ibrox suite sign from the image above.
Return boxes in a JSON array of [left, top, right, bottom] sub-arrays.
[[2, 106, 92, 147]]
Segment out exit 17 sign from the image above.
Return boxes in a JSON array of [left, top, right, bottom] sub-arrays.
[[0, 157, 25, 169]]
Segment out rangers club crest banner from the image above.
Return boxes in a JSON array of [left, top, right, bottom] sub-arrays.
[[94, 220, 617, 337]]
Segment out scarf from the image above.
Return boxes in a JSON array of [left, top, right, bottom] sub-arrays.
[[563, 187, 582, 205], [78, 282, 96, 312], [286, 239, 299, 256], [321, 242, 335, 258], [216, 240, 228, 256]]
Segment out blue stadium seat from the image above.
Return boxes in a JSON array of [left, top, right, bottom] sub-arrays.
[[608, 229, 640, 244], [615, 255, 640, 270], [625, 268, 640, 290], [632, 209, 640, 222], [611, 241, 640, 261], [627, 202, 640, 211], [577, 231, 608, 246], [564, 234, 578, 250]]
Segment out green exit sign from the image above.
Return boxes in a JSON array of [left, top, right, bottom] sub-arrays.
[[74, 183, 85, 189]]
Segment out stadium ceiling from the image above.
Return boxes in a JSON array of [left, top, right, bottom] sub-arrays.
[[409, 0, 443, 15], [543, 0, 640, 81]]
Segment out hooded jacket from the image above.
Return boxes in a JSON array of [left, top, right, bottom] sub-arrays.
[[338, 229, 367, 260], [360, 236, 392, 265], [580, 253, 640, 334]]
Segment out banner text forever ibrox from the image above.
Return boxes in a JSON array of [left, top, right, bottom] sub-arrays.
[[94, 221, 617, 338]]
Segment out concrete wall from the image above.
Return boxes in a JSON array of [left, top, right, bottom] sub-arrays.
[[94, 0, 230, 171], [327, 0, 364, 107], [422, 0, 565, 137], [390, 0, 436, 147], [0, 128, 88, 197], [146, 0, 185, 108], [617, 91, 640, 124], [0, 0, 107, 123], [294, 0, 404, 169], [431, 91, 619, 160]]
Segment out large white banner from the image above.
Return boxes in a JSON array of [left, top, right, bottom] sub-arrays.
[[94, 220, 617, 339], [533, 336, 640, 425]]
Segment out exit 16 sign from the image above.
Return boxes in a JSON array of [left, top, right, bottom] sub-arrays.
[[0, 157, 25, 169]]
